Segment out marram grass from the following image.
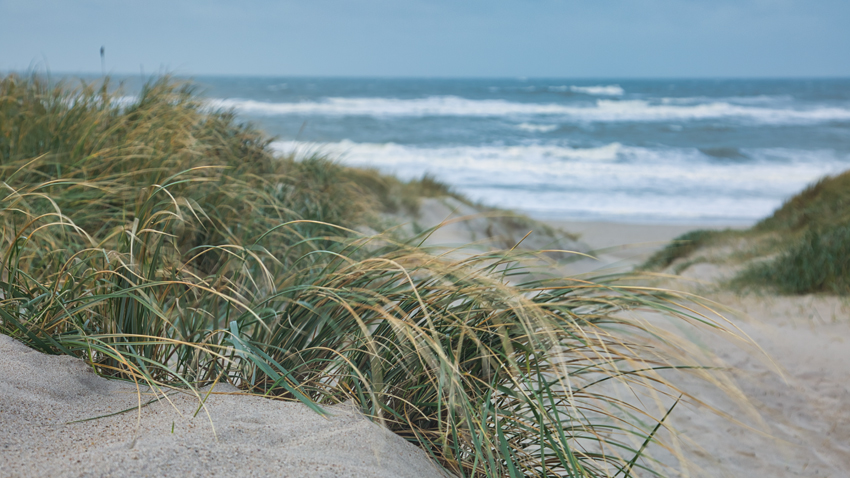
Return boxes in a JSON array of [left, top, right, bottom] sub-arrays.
[[1, 73, 746, 477], [642, 170, 850, 295]]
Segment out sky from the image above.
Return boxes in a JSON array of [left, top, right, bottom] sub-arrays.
[[2, 0, 849, 78]]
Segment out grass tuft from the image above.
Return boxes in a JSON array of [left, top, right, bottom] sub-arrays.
[[735, 225, 850, 294], [755, 170, 850, 233], [742, 170, 850, 294], [641, 230, 722, 271]]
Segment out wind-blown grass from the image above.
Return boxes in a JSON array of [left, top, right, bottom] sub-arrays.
[[755, 170, 850, 234], [1, 73, 743, 477]]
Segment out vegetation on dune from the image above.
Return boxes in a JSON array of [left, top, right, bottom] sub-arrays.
[[735, 225, 850, 294], [643, 170, 850, 295], [350, 168, 465, 216], [741, 171, 850, 294], [755, 171, 850, 234], [1, 73, 743, 477], [641, 230, 726, 271]]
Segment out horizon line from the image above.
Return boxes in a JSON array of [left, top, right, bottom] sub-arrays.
[[5, 69, 850, 82]]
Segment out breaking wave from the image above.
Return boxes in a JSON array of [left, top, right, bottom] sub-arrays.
[[214, 96, 850, 124], [270, 140, 850, 221]]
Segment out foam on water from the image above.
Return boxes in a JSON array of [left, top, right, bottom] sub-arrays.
[[546, 85, 625, 96], [272, 140, 850, 223], [569, 85, 625, 96], [660, 95, 795, 106], [214, 96, 850, 124], [182, 77, 850, 223], [516, 123, 559, 133]]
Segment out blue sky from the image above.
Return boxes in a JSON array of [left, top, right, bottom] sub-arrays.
[[2, 0, 849, 77]]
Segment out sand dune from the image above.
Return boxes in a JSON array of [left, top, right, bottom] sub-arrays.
[[0, 335, 447, 478]]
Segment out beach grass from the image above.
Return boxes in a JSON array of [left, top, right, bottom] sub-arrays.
[[643, 170, 850, 295], [735, 225, 850, 294], [1, 73, 745, 477], [640, 229, 727, 272]]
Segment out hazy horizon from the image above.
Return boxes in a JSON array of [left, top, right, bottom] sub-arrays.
[[23, 72, 850, 80], [3, 0, 849, 78]]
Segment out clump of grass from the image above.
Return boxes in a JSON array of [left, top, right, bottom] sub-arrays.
[[1, 73, 747, 477], [755, 170, 850, 233], [641, 230, 722, 270], [735, 225, 850, 294], [641, 171, 850, 295], [732, 171, 850, 295], [0, 73, 375, 238]]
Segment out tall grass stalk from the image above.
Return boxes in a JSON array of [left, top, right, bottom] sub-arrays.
[[0, 73, 745, 477]]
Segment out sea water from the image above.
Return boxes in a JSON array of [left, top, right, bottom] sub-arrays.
[[195, 77, 850, 224]]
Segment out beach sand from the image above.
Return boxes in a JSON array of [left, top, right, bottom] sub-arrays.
[[551, 220, 746, 274], [662, 292, 850, 477], [0, 335, 448, 478], [555, 220, 850, 477], [2, 216, 849, 477]]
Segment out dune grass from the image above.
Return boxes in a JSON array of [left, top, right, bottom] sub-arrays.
[[735, 225, 850, 294], [640, 230, 726, 272], [642, 171, 850, 295], [754, 170, 850, 234], [0, 73, 744, 477], [739, 171, 850, 294]]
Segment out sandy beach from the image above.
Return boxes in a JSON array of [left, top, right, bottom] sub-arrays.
[[664, 292, 850, 477], [551, 220, 748, 274], [555, 220, 850, 477], [2, 216, 848, 477], [0, 334, 449, 478]]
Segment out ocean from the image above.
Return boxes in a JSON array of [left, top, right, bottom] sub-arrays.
[[194, 77, 850, 224]]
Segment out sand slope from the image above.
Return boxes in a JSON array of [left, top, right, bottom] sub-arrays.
[[554, 221, 850, 477], [392, 197, 589, 258], [0, 335, 447, 478], [665, 293, 850, 477]]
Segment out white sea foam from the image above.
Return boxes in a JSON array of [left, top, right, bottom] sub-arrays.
[[569, 85, 625, 96], [661, 95, 794, 106], [213, 96, 850, 124], [271, 140, 850, 221], [274, 140, 624, 166], [547, 85, 625, 96], [516, 123, 559, 133], [112, 95, 138, 108], [213, 96, 572, 117]]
